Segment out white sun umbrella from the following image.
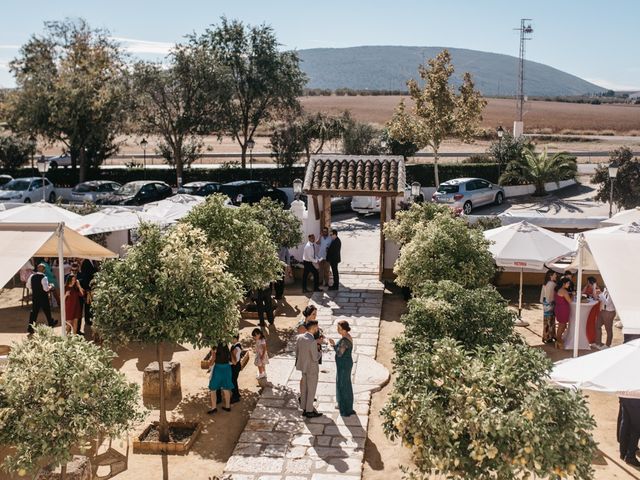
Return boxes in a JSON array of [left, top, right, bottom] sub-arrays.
[[600, 207, 640, 227], [550, 339, 640, 397], [143, 195, 204, 222], [68, 207, 167, 235], [0, 202, 81, 223], [484, 221, 577, 323]]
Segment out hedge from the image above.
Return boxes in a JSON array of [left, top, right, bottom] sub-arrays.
[[0, 162, 503, 188]]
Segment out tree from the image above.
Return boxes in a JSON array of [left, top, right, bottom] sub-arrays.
[[393, 214, 495, 290], [499, 147, 577, 196], [189, 17, 307, 168], [342, 115, 383, 155], [7, 19, 128, 182], [92, 223, 242, 443], [382, 338, 597, 480], [383, 201, 453, 247], [183, 194, 283, 289], [487, 132, 534, 180], [239, 198, 302, 249], [131, 45, 222, 185], [384, 100, 420, 160], [387, 50, 486, 186], [0, 327, 143, 477], [592, 147, 640, 209], [394, 281, 518, 357], [0, 134, 35, 169], [269, 119, 305, 169]]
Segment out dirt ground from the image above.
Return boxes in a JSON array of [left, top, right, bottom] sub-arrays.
[[0, 282, 309, 480], [363, 285, 640, 480]]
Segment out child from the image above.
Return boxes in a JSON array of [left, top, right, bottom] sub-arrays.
[[252, 328, 269, 387]]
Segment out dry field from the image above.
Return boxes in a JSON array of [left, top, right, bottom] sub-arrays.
[[301, 96, 640, 135]]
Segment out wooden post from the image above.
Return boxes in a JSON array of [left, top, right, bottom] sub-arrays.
[[321, 195, 331, 231], [379, 196, 387, 281]]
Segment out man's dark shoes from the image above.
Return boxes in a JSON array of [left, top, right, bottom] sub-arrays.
[[48, 320, 58, 327], [304, 411, 322, 418], [303, 289, 311, 293], [328, 286, 338, 290], [625, 456, 640, 468], [27, 325, 35, 334], [313, 288, 322, 292]]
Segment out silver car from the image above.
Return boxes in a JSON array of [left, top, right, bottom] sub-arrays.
[[70, 180, 122, 203], [431, 178, 505, 215]]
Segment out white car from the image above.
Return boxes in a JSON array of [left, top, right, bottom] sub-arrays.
[[0, 177, 57, 203], [351, 187, 412, 216], [47, 154, 72, 168]]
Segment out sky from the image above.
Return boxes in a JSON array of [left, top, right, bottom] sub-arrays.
[[1, 0, 639, 90]]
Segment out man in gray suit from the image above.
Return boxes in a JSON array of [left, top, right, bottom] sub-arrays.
[[295, 320, 322, 418]]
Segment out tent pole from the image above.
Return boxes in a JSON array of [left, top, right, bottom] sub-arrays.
[[518, 267, 523, 319], [573, 235, 584, 358], [57, 223, 67, 338]]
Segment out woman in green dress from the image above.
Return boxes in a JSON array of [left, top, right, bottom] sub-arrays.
[[329, 320, 356, 417]]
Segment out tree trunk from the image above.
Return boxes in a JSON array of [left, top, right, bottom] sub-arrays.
[[60, 464, 67, 480], [78, 148, 87, 183], [157, 342, 169, 443], [173, 146, 183, 188], [434, 151, 440, 187], [240, 142, 247, 169]]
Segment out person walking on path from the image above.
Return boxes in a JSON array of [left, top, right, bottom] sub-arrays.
[[77, 258, 97, 332], [27, 264, 56, 333], [595, 287, 616, 349], [63, 271, 84, 335], [295, 320, 322, 418], [554, 277, 573, 350], [302, 234, 320, 293], [328, 320, 356, 417], [317, 227, 332, 288], [254, 284, 275, 326], [230, 335, 242, 403], [326, 229, 341, 290], [252, 328, 270, 387], [208, 343, 234, 414], [540, 270, 557, 343]]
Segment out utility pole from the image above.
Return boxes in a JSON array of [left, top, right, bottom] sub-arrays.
[[514, 19, 533, 137]]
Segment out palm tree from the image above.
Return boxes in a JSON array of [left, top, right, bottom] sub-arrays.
[[499, 147, 577, 196]]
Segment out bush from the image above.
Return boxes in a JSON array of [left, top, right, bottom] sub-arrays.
[[0, 135, 34, 169], [394, 281, 518, 357], [393, 215, 495, 290], [341, 119, 383, 155], [384, 202, 453, 247], [239, 198, 302, 249], [592, 147, 640, 209], [382, 338, 597, 480], [406, 163, 500, 186]]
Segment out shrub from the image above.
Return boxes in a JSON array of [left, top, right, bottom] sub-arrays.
[[0, 327, 144, 476], [0, 134, 34, 169], [382, 338, 597, 480], [341, 116, 383, 155], [592, 147, 640, 209], [499, 147, 577, 194], [394, 281, 518, 357], [384, 202, 453, 247], [239, 197, 302, 249], [393, 215, 495, 290]]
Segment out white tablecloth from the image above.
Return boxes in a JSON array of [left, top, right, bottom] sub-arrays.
[[564, 299, 599, 350]]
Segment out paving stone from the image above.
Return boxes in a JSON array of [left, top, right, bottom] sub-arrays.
[[307, 447, 362, 459], [238, 431, 291, 445], [323, 424, 367, 437], [330, 437, 366, 449], [285, 446, 308, 459], [284, 458, 314, 475], [324, 457, 364, 474], [256, 476, 283, 480], [355, 345, 377, 356], [227, 475, 255, 480], [302, 422, 326, 435], [291, 434, 314, 446], [274, 420, 304, 433], [226, 456, 284, 474], [233, 443, 262, 456], [246, 419, 278, 432], [264, 444, 289, 457], [315, 435, 332, 446], [311, 472, 360, 480]]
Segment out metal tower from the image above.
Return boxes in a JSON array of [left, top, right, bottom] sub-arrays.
[[515, 19, 533, 122]]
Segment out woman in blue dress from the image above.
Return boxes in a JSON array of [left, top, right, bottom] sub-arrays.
[[329, 320, 356, 417], [208, 342, 234, 414]]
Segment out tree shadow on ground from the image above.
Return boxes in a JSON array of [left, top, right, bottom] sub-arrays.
[[110, 342, 189, 371]]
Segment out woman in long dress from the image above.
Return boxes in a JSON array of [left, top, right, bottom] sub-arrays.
[[64, 273, 84, 335], [554, 277, 573, 350], [329, 320, 356, 417], [540, 270, 557, 343]]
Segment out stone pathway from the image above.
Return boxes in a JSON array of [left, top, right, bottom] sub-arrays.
[[223, 274, 389, 479]]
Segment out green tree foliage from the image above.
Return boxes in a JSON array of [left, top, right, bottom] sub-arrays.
[[383, 201, 453, 247], [592, 147, 640, 209], [92, 223, 242, 441], [382, 338, 597, 480], [394, 281, 518, 357], [500, 147, 577, 195], [183, 194, 282, 289], [269, 118, 305, 169], [393, 215, 495, 290], [388, 50, 486, 186], [7, 19, 128, 182], [189, 17, 307, 168], [0, 327, 144, 476], [0, 134, 35, 169], [131, 45, 222, 185], [487, 132, 534, 181], [239, 198, 302, 249], [341, 113, 383, 155]]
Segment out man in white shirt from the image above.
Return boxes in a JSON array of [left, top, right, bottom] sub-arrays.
[[316, 227, 333, 288], [27, 263, 55, 333], [594, 287, 616, 349], [302, 234, 320, 293]]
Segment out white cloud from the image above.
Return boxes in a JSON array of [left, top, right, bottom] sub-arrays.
[[585, 78, 640, 92], [0, 45, 19, 50], [111, 37, 174, 55]]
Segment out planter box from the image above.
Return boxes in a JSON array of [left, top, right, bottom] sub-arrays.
[[133, 421, 202, 455]]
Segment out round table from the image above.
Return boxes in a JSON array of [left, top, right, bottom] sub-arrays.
[[563, 299, 599, 351]]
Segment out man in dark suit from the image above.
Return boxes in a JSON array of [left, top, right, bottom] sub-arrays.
[[618, 396, 640, 467], [27, 264, 56, 333], [326, 229, 341, 291]]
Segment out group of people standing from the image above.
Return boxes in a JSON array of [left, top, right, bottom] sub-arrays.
[[540, 270, 616, 350], [302, 228, 342, 293], [25, 257, 96, 335]]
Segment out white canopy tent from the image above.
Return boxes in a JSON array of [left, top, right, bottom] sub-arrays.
[[484, 221, 577, 322], [550, 338, 640, 397], [0, 223, 116, 336], [143, 194, 204, 222], [0, 202, 81, 223], [67, 207, 167, 235], [601, 207, 640, 227]]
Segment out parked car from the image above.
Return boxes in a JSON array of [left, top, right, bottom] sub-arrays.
[[177, 181, 221, 197], [70, 181, 122, 203], [351, 196, 381, 216], [219, 180, 287, 206], [298, 195, 353, 214], [431, 177, 505, 215], [0, 177, 56, 203], [0, 175, 13, 188], [47, 154, 72, 169], [96, 181, 173, 206]]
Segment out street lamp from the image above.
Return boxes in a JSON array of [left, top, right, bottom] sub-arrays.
[[140, 138, 148, 180], [293, 178, 303, 200], [247, 138, 255, 179], [608, 161, 619, 218], [36, 158, 49, 202], [28, 135, 37, 170], [496, 126, 504, 180]]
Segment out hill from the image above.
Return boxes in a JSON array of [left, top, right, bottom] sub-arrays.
[[297, 46, 606, 97]]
